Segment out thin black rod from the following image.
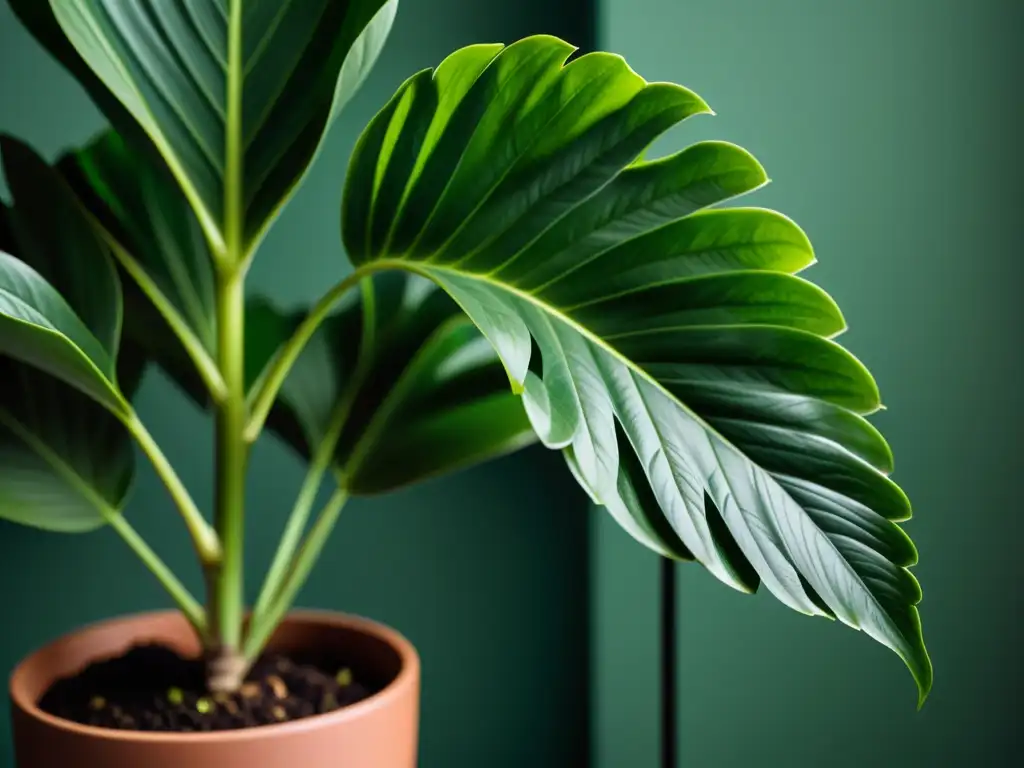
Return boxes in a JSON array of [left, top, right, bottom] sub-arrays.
[[660, 556, 677, 768]]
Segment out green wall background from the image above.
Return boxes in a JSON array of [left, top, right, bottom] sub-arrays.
[[0, 2, 592, 765], [3, 2, 1021, 766], [595, 0, 1023, 765]]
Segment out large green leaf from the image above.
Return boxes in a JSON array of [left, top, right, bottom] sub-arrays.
[[0, 170, 133, 532], [341, 36, 931, 701], [60, 130, 217, 354], [247, 272, 535, 494], [6, 0, 153, 155], [58, 129, 218, 401], [42, 0, 398, 255], [1, 135, 122, 358], [0, 359, 134, 532], [0, 140, 126, 414]]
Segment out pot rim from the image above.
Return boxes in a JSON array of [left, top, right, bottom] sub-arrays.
[[9, 609, 419, 744]]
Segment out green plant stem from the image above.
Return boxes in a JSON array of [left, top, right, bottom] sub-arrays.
[[123, 412, 220, 565], [248, 429, 339, 622], [248, 276, 377, 631], [243, 488, 349, 661], [245, 268, 380, 442], [99, 229, 226, 402], [211, 268, 247, 651], [208, 0, 248, 663], [107, 512, 207, 638]]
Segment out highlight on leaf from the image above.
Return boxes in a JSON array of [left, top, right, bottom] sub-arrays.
[[340, 35, 931, 703]]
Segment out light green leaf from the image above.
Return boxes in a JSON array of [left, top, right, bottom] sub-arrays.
[[247, 272, 535, 494], [341, 36, 931, 703], [45, 0, 398, 256], [0, 359, 134, 532]]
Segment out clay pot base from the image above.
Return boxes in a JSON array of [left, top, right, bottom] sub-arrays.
[[10, 611, 420, 768], [38, 643, 375, 732]]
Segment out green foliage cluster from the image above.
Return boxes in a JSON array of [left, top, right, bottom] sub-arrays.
[[0, 0, 928, 700]]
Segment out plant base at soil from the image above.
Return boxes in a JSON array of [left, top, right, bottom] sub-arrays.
[[38, 644, 373, 732]]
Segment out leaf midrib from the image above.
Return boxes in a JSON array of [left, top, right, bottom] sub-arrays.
[[391, 47, 550, 261], [54, 0, 224, 251], [372, 257, 916, 656], [435, 58, 627, 270]]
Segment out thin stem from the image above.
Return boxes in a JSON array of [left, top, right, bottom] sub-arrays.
[[245, 267, 382, 442], [208, 0, 248, 658], [107, 513, 207, 638], [100, 229, 226, 402], [248, 429, 337, 622], [123, 412, 221, 565], [248, 276, 377, 629], [243, 488, 349, 661], [222, 0, 245, 271]]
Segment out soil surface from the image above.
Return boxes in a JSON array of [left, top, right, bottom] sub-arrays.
[[38, 644, 374, 732]]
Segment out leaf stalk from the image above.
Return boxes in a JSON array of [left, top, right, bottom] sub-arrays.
[[123, 412, 221, 564]]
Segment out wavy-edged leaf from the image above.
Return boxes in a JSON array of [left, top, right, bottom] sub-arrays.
[[341, 36, 931, 702], [42, 0, 397, 254], [0, 358, 134, 532], [247, 272, 535, 494]]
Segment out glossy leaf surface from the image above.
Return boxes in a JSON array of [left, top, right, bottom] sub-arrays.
[[43, 0, 398, 253], [59, 130, 218, 400], [1, 136, 122, 359], [341, 36, 931, 701], [0, 360, 134, 532], [0, 139, 126, 414], [247, 272, 536, 494], [61, 130, 218, 355], [0, 194, 133, 532]]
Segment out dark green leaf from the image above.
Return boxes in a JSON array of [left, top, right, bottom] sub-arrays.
[[247, 272, 535, 494], [58, 130, 218, 401], [0, 249, 126, 415], [43, 0, 398, 253], [60, 130, 217, 354], [2, 207, 133, 524], [341, 36, 931, 702], [1, 135, 122, 358], [6, 0, 154, 156], [0, 358, 134, 532]]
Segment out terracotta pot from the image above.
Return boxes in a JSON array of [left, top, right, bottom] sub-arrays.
[[9, 610, 420, 767]]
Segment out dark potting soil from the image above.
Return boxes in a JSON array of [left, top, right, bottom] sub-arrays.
[[37, 644, 375, 732]]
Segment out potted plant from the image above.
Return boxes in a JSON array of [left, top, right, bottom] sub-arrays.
[[1, 0, 931, 766]]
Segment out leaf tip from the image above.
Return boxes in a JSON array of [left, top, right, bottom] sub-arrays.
[[914, 659, 933, 710], [506, 366, 525, 395]]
